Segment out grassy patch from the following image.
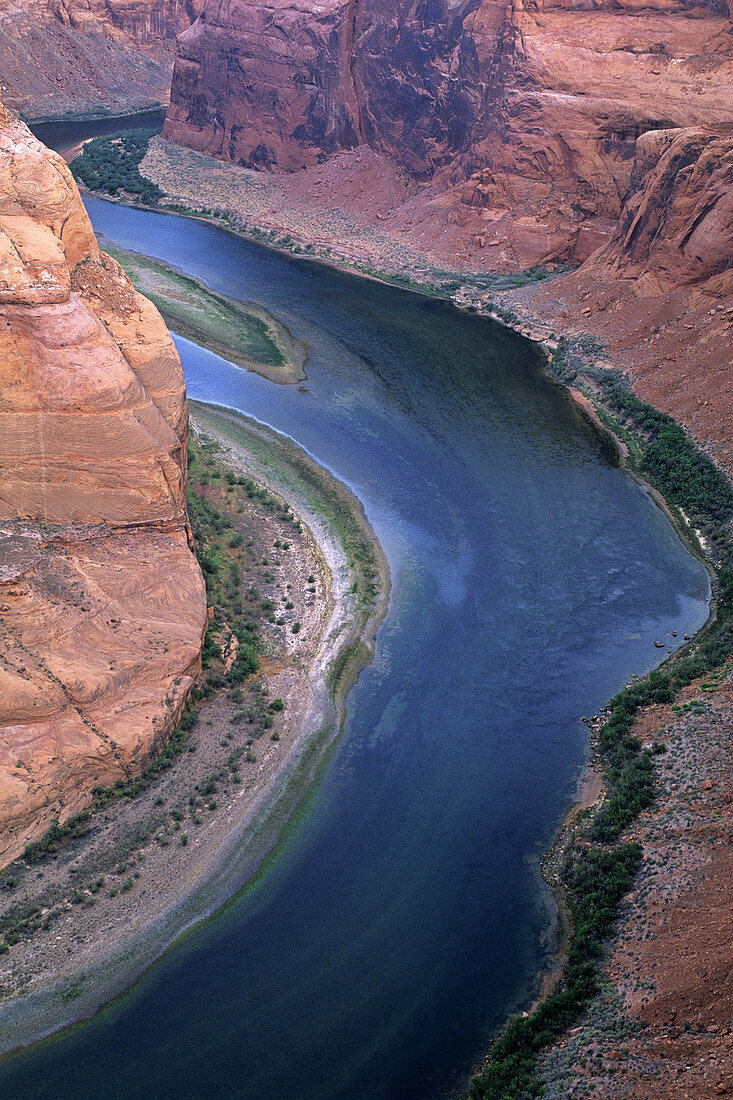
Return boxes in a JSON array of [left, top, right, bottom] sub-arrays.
[[191, 405, 383, 617]]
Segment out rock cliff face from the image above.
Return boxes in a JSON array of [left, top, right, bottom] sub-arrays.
[[519, 121, 733, 472], [0, 100, 207, 868], [0, 0, 197, 121], [595, 126, 733, 292], [165, 0, 732, 267]]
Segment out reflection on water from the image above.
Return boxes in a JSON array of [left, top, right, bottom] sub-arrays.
[[0, 197, 710, 1100]]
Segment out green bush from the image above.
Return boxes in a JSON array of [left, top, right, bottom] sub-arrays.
[[70, 129, 163, 205], [599, 378, 733, 526], [23, 808, 93, 864]]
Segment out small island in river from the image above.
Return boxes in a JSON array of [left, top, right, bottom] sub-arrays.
[[100, 239, 308, 384]]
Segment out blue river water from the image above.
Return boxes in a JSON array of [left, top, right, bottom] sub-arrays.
[[0, 197, 710, 1099]]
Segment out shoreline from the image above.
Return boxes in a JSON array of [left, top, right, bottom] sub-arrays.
[[191, 402, 391, 705], [41, 137, 733, 1089], [83, 172, 719, 1032], [99, 238, 308, 384], [0, 406, 389, 1060], [178, 212, 722, 1084], [24, 103, 168, 128], [72, 179, 721, 611]]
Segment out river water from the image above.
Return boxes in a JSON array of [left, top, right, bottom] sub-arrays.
[[0, 196, 710, 1099], [29, 108, 166, 151]]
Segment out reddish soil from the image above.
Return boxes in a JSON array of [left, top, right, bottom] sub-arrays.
[[540, 673, 733, 1097]]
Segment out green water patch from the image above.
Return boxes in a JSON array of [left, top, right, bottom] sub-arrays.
[[102, 242, 306, 384]]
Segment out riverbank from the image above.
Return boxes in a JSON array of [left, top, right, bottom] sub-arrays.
[[464, 338, 733, 1097], [136, 135, 563, 299], [133, 136, 731, 467], [62, 131, 733, 1093], [536, 664, 733, 1098], [0, 407, 389, 1059], [27, 104, 167, 129]]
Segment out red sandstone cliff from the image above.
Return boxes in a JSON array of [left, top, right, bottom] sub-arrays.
[[161, 0, 732, 465], [164, 0, 732, 268], [508, 122, 733, 475], [0, 0, 197, 121], [0, 99, 207, 867]]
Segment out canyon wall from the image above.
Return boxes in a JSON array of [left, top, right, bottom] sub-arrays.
[[521, 121, 733, 473], [0, 99, 207, 867], [164, 0, 732, 267], [0, 0, 197, 121]]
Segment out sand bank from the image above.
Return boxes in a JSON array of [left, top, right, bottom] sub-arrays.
[[0, 407, 389, 1059]]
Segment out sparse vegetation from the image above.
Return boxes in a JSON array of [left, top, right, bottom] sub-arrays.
[[100, 242, 304, 380], [0, 434, 308, 962], [470, 344, 733, 1099]]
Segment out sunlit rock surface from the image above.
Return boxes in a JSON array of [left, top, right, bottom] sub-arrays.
[[0, 99, 206, 867]]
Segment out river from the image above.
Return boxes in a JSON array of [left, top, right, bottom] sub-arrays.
[[0, 195, 710, 1099], [29, 108, 166, 152]]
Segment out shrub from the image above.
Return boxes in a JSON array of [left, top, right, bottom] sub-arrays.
[[70, 129, 163, 205]]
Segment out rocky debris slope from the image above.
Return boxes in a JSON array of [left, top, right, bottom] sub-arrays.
[[164, 0, 733, 268], [539, 672, 733, 1098], [501, 124, 733, 475], [0, 0, 197, 121], [0, 99, 207, 868]]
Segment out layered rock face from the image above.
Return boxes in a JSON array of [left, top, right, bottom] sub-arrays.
[[0, 0, 197, 121], [165, 0, 361, 171], [523, 121, 733, 469], [0, 101, 207, 867], [165, 0, 732, 266], [600, 127, 733, 292]]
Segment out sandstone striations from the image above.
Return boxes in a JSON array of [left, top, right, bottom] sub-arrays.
[[0, 98, 207, 868], [165, 0, 733, 268], [160, 0, 732, 468], [0, 0, 197, 121]]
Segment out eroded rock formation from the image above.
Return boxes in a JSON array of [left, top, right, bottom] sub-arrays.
[[165, 0, 733, 268], [516, 122, 733, 475], [0, 0, 197, 120], [0, 99, 207, 867]]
